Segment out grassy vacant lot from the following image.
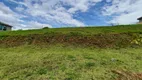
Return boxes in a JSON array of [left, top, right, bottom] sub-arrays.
[[0, 45, 141, 80], [0, 25, 142, 80]]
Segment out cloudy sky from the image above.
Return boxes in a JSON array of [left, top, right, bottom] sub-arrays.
[[0, 0, 142, 30]]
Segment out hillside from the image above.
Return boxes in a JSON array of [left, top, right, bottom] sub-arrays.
[[0, 25, 142, 48], [0, 25, 142, 80], [0, 25, 142, 36]]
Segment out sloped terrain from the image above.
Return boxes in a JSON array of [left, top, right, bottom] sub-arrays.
[[0, 25, 142, 48], [0, 25, 142, 80], [0, 45, 141, 80], [0, 32, 141, 48]]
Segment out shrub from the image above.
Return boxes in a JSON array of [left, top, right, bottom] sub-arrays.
[[43, 27, 49, 29], [131, 34, 142, 45]]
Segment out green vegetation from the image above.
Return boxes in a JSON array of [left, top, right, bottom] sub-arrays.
[[0, 24, 142, 36], [0, 24, 142, 48], [0, 45, 141, 80], [0, 25, 142, 80]]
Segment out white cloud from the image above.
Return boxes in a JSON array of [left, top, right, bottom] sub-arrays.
[[5, 0, 102, 29], [66, 0, 102, 13], [0, 2, 21, 28], [2, 0, 141, 30], [15, 6, 25, 12], [18, 21, 52, 30], [103, 0, 142, 24], [0, 2, 51, 30]]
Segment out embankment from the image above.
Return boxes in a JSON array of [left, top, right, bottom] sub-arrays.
[[0, 32, 142, 48]]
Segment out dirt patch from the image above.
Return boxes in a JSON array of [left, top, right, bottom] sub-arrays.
[[0, 33, 140, 48], [112, 70, 142, 80]]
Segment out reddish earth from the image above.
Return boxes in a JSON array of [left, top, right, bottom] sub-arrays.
[[0, 33, 137, 48], [112, 70, 142, 80]]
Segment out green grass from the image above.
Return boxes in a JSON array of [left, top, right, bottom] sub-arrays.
[[0, 24, 142, 36], [0, 25, 142, 80], [0, 45, 141, 80]]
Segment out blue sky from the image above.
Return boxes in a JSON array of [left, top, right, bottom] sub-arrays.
[[0, 0, 142, 30]]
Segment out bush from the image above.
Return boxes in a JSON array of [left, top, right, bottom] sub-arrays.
[[43, 27, 49, 29]]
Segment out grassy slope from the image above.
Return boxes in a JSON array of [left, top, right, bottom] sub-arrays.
[[0, 25, 142, 80], [0, 25, 142, 36], [0, 45, 141, 80], [1, 25, 142, 48]]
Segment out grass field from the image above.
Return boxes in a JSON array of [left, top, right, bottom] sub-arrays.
[[0, 25, 142, 36], [0, 25, 142, 80], [0, 45, 141, 80]]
